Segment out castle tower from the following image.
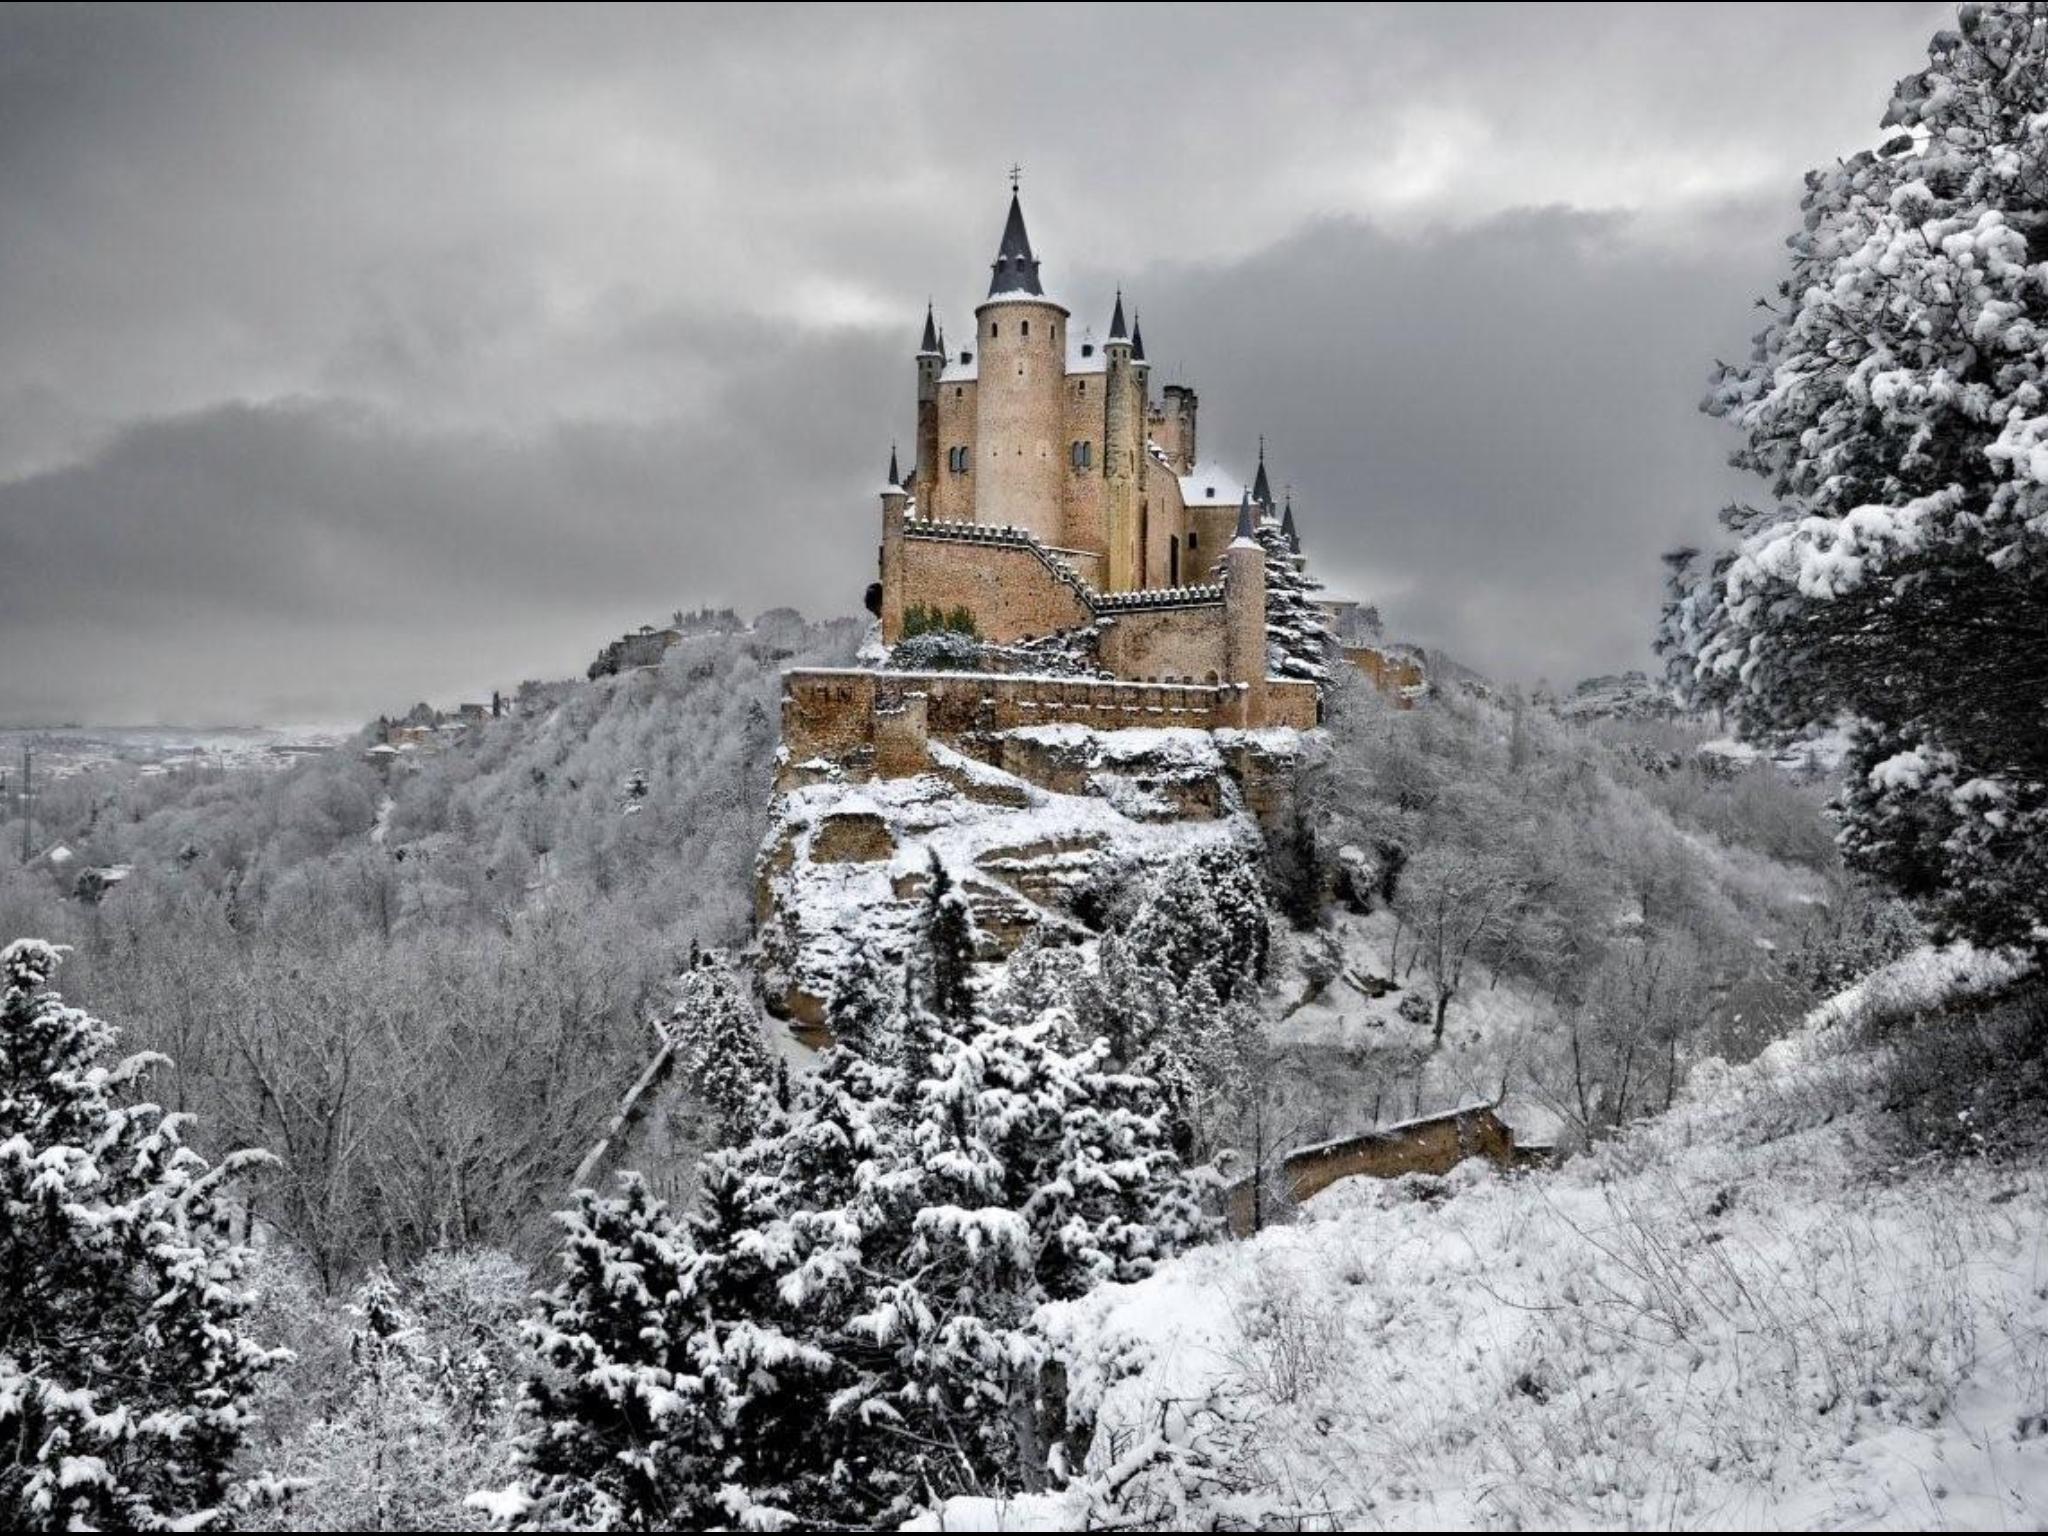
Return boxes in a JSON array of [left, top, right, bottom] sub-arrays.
[[879, 446, 910, 641], [1158, 382, 1198, 474], [973, 190, 1070, 543], [1223, 490, 1268, 726], [1101, 291, 1145, 592], [913, 303, 942, 516]]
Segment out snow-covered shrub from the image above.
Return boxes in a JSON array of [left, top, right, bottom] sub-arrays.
[[0, 939, 286, 1529], [888, 627, 983, 672]]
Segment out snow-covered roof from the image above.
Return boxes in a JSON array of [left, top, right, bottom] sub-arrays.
[[1066, 334, 1108, 376], [1178, 462, 1245, 506], [981, 290, 1068, 312], [940, 354, 978, 384]]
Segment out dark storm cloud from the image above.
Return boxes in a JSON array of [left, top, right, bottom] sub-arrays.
[[0, 1, 1953, 721]]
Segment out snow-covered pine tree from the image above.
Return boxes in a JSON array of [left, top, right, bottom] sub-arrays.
[[665, 950, 774, 1146], [982, 931, 1089, 1042], [1664, 1, 2048, 954], [1076, 930, 1165, 1066], [493, 1014, 1209, 1530], [1125, 843, 1271, 1007], [827, 934, 897, 1061], [914, 850, 980, 1039], [841, 1013, 1211, 1501], [0, 939, 284, 1530], [493, 1175, 725, 1530], [1252, 516, 1337, 690]]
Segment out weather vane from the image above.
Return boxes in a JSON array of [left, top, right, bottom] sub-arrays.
[[1009, 163, 1022, 193]]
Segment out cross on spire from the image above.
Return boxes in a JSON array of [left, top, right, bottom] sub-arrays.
[[1009, 163, 1022, 193]]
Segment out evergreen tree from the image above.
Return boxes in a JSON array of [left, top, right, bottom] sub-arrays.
[[495, 1175, 726, 1530], [1125, 843, 1270, 1006], [916, 851, 980, 1038], [494, 1017, 1208, 1530], [827, 935, 897, 1061], [1662, 1, 2048, 954], [0, 939, 284, 1530], [665, 951, 774, 1147], [1255, 518, 1337, 690]]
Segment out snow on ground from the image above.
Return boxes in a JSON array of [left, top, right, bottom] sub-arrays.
[[920, 949, 2048, 1530], [1264, 908, 1568, 1153]]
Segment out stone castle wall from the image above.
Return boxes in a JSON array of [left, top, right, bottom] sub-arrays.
[[1227, 1105, 1525, 1235], [1096, 598, 1230, 682], [895, 527, 1093, 642], [781, 667, 1317, 773]]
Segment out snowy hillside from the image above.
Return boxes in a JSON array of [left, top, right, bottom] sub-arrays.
[[922, 945, 2044, 1531]]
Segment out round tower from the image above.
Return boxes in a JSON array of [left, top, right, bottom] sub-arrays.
[[1101, 291, 1144, 592], [1223, 491, 1269, 726], [973, 191, 1069, 544], [879, 446, 910, 643], [914, 303, 941, 517]]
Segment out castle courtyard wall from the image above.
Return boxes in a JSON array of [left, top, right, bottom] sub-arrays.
[[1097, 602, 1230, 682], [896, 533, 1092, 643]]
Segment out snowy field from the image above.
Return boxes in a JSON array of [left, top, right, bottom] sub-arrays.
[[921, 946, 2048, 1530]]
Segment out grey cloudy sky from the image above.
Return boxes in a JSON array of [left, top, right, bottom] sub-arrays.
[[0, 1, 1951, 724]]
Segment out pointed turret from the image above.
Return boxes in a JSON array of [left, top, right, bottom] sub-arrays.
[[1108, 289, 1128, 342], [1224, 488, 1270, 724], [1252, 436, 1274, 510], [887, 444, 901, 490], [1131, 313, 1146, 363], [988, 191, 1044, 297], [919, 302, 940, 356], [1281, 493, 1300, 554]]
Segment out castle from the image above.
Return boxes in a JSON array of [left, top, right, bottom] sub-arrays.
[[873, 187, 1325, 716]]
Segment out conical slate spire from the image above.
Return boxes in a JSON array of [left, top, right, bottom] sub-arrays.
[[1108, 289, 1128, 342], [1281, 493, 1300, 554], [1234, 488, 1258, 543], [988, 191, 1045, 297], [887, 444, 901, 489], [1252, 436, 1274, 509], [1131, 313, 1146, 362], [919, 302, 940, 355]]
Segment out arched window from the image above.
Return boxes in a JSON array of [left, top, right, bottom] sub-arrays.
[[1169, 535, 1180, 586], [1021, 320, 1029, 337], [1188, 531, 1198, 552]]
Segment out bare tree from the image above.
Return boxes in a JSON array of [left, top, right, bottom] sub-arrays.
[[1393, 846, 1534, 1047]]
